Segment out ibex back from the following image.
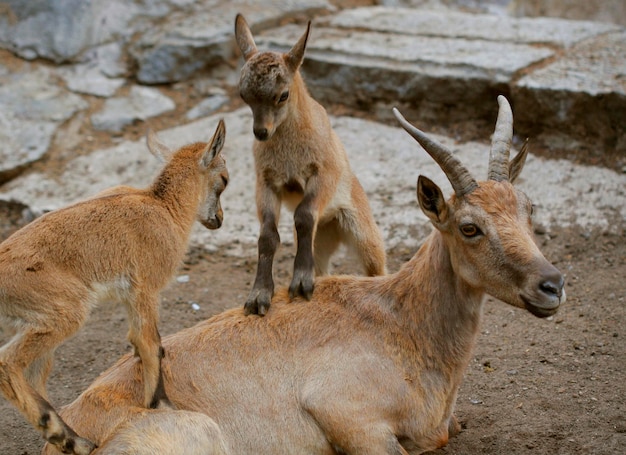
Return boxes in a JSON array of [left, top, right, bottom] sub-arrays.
[[235, 13, 387, 315], [42, 96, 565, 454], [0, 120, 228, 454]]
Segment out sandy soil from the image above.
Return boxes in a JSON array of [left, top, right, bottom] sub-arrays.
[[0, 196, 624, 454]]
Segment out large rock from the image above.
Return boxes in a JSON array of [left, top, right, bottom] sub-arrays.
[[513, 30, 626, 153], [59, 63, 126, 97], [90, 86, 176, 132], [0, 66, 88, 183], [0, 0, 179, 62]]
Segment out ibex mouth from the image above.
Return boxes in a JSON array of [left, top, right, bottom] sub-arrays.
[[201, 217, 222, 230], [521, 295, 560, 318]]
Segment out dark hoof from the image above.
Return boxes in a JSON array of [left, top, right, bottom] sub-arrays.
[[57, 436, 96, 455], [288, 274, 314, 301], [244, 289, 272, 316]]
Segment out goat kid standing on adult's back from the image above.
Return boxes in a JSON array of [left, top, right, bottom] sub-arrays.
[[235, 14, 387, 316], [0, 120, 228, 454]]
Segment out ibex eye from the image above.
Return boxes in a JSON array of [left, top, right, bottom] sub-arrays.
[[460, 224, 481, 237], [278, 91, 289, 103]]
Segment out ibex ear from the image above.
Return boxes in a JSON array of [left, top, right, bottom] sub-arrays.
[[508, 139, 529, 184], [201, 119, 226, 169], [285, 21, 310, 73], [417, 175, 449, 224], [146, 129, 172, 163], [235, 13, 258, 61]]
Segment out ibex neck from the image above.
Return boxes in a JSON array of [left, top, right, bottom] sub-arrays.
[[389, 231, 484, 378], [150, 158, 200, 232]]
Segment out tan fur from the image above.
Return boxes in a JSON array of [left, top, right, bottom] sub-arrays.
[[0, 121, 228, 454], [93, 409, 229, 455], [235, 13, 386, 315], [42, 102, 565, 455]]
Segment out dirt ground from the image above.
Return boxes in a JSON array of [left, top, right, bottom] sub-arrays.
[[0, 198, 624, 454]]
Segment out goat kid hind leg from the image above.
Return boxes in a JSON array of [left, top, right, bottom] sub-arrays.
[[125, 290, 172, 409], [0, 326, 95, 454], [341, 176, 387, 276]]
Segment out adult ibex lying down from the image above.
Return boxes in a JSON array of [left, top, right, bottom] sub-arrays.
[[43, 96, 565, 455], [0, 121, 229, 455], [235, 14, 387, 315]]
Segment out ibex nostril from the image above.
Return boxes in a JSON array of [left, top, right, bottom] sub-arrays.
[[254, 128, 268, 141], [539, 277, 564, 298]]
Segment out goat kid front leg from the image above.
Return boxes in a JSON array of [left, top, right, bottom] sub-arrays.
[[245, 187, 281, 316], [289, 191, 318, 301], [126, 292, 171, 409]]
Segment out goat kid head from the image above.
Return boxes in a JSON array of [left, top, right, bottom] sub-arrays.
[[394, 96, 565, 317], [235, 13, 310, 141], [146, 119, 229, 229]]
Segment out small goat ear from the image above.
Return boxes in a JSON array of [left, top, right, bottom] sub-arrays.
[[508, 139, 529, 184], [417, 175, 448, 224], [201, 119, 226, 168], [146, 129, 171, 163], [235, 13, 258, 61], [285, 21, 310, 73]]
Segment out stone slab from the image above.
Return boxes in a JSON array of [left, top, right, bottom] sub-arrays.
[[0, 109, 623, 258], [90, 86, 176, 132], [60, 63, 126, 98], [0, 0, 177, 62], [132, 0, 334, 83], [253, 22, 552, 121], [322, 7, 620, 48], [0, 66, 88, 183], [513, 30, 626, 152]]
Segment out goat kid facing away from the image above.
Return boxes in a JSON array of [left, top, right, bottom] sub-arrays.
[[235, 13, 387, 315], [0, 120, 229, 455], [43, 96, 564, 455]]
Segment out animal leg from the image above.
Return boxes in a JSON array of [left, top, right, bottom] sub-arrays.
[[0, 330, 95, 454], [245, 188, 281, 315], [448, 413, 462, 438], [308, 407, 408, 455], [313, 219, 342, 276], [24, 349, 55, 399], [126, 293, 170, 409], [289, 192, 318, 300], [342, 177, 387, 276]]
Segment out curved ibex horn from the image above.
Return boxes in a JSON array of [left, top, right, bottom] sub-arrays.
[[488, 95, 513, 182], [392, 107, 478, 197]]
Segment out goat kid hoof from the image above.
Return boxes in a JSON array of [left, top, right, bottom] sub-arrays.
[[244, 291, 272, 316], [288, 277, 314, 301], [60, 436, 96, 455]]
